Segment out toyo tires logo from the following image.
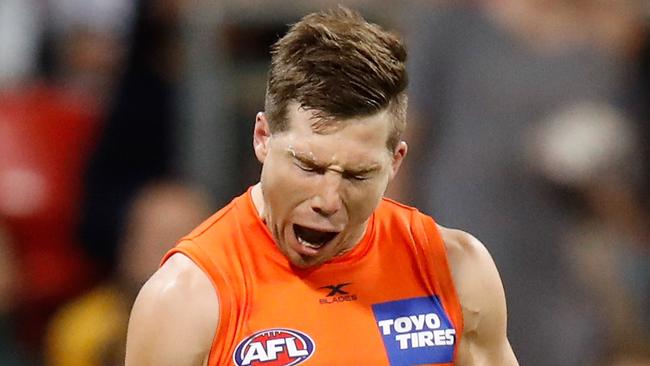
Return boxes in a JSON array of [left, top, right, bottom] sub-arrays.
[[372, 296, 456, 366], [233, 328, 315, 366]]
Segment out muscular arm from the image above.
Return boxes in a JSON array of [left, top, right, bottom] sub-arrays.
[[440, 226, 518, 366], [125, 253, 218, 366]]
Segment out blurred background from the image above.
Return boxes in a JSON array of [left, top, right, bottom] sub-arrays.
[[0, 0, 648, 365]]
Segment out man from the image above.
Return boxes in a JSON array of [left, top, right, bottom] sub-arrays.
[[125, 7, 518, 365]]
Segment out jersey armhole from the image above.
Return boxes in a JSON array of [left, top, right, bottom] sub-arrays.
[[161, 240, 234, 365], [410, 212, 465, 361]]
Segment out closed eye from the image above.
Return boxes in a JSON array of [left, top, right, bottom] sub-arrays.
[[342, 172, 370, 182], [295, 161, 324, 174]]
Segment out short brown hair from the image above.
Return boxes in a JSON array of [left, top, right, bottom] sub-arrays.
[[265, 6, 408, 150]]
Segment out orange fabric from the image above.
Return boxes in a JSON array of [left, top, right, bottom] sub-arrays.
[[162, 187, 463, 365]]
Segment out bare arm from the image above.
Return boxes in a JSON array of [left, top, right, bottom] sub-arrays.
[[440, 226, 518, 366], [125, 253, 218, 366]]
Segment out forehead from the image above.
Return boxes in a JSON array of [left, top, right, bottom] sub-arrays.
[[276, 103, 393, 164], [285, 102, 392, 142]]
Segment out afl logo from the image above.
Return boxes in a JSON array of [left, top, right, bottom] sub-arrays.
[[233, 328, 315, 366]]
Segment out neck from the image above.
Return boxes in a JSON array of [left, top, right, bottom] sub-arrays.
[[251, 183, 265, 218]]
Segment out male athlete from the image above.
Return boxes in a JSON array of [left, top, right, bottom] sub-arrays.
[[126, 7, 518, 365]]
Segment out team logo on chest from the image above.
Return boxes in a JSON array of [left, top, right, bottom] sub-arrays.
[[318, 282, 358, 305], [372, 296, 456, 366], [233, 328, 315, 366]]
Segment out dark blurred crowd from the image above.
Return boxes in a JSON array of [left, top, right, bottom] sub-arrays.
[[0, 1, 648, 365]]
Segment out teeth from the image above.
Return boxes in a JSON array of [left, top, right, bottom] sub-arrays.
[[298, 236, 324, 249]]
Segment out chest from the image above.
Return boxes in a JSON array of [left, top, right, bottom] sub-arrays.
[[229, 263, 457, 366]]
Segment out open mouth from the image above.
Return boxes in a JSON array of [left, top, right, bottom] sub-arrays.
[[294, 224, 339, 249]]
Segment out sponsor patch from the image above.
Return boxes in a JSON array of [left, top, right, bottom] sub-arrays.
[[233, 328, 315, 366], [372, 296, 456, 365]]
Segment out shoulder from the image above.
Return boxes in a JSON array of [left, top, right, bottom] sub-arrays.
[[379, 196, 419, 212], [377, 197, 419, 223], [438, 225, 492, 271], [125, 253, 218, 366], [437, 225, 506, 333], [184, 199, 239, 241]]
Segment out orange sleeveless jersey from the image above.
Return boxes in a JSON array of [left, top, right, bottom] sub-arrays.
[[162, 188, 463, 366]]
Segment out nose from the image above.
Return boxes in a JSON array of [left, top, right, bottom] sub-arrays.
[[311, 172, 343, 217]]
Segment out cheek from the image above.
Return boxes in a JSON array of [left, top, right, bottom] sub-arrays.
[[264, 160, 305, 189], [345, 182, 386, 221], [261, 159, 311, 207]]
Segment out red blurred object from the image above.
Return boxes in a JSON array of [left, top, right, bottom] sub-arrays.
[[0, 82, 100, 316]]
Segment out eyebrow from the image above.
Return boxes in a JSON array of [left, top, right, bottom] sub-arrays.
[[287, 149, 381, 175]]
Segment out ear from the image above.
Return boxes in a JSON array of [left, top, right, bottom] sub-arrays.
[[388, 140, 408, 180], [253, 112, 272, 163]]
